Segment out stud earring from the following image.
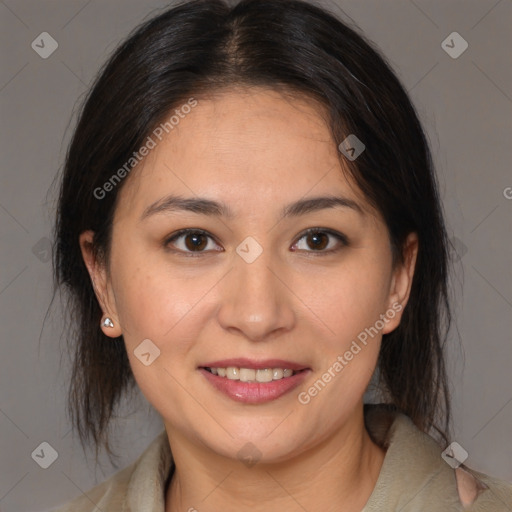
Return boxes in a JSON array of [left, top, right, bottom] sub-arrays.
[[101, 316, 114, 328]]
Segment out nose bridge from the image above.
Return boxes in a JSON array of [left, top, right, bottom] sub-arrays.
[[217, 240, 295, 340]]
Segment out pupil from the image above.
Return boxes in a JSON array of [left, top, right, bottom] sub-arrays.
[[186, 233, 207, 251], [308, 232, 327, 250]]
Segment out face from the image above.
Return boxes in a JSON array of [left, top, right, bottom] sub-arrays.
[[81, 87, 417, 463]]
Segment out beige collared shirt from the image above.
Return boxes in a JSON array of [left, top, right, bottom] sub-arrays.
[[52, 404, 512, 511]]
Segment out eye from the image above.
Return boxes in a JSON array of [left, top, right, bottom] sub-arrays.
[[164, 229, 221, 255], [164, 227, 349, 257], [291, 228, 349, 254]]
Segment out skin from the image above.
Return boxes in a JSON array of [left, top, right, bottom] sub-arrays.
[[80, 86, 418, 512]]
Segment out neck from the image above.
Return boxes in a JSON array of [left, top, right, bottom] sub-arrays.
[[165, 404, 386, 512]]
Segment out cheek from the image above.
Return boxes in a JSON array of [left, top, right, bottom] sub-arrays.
[[114, 267, 206, 349], [296, 253, 392, 347], [110, 256, 211, 416], [110, 244, 228, 371], [295, 261, 388, 420], [291, 251, 391, 412]]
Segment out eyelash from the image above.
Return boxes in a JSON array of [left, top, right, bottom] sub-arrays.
[[163, 227, 349, 257]]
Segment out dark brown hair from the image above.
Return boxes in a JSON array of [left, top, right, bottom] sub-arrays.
[[53, 0, 452, 461]]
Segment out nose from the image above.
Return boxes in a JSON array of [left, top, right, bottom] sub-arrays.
[[216, 248, 296, 342]]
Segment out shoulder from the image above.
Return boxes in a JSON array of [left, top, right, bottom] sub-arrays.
[[456, 466, 512, 511], [51, 429, 172, 512], [456, 466, 487, 507], [51, 462, 135, 512], [363, 404, 512, 511]]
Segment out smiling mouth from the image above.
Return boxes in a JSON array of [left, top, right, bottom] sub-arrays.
[[202, 367, 305, 383]]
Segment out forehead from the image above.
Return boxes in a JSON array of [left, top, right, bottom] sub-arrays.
[[116, 87, 370, 219]]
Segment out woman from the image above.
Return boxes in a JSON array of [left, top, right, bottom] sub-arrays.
[[52, 0, 512, 510]]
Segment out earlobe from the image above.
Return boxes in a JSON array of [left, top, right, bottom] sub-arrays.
[[79, 230, 122, 338], [382, 233, 418, 334]]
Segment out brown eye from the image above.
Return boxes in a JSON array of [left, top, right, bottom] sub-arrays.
[[165, 229, 220, 254], [183, 232, 208, 251], [292, 228, 349, 254], [305, 231, 329, 250]]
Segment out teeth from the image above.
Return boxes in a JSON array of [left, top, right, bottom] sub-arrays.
[[256, 369, 273, 383], [226, 367, 239, 380], [239, 368, 256, 382], [207, 366, 298, 382], [272, 368, 284, 379]]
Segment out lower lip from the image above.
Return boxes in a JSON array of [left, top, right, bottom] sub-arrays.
[[199, 368, 311, 404]]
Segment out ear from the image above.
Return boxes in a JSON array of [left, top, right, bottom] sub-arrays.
[[381, 232, 418, 335], [79, 230, 122, 338]]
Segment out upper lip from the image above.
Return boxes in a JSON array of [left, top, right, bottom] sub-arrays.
[[200, 358, 309, 371]]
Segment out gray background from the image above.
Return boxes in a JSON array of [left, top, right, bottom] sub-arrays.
[[0, 0, 511, 510]]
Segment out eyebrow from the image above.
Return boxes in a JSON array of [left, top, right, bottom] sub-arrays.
[[140, 193, 364, 221]]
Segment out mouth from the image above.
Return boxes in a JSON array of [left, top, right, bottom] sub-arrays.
[[198, 359, 311, 404]]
